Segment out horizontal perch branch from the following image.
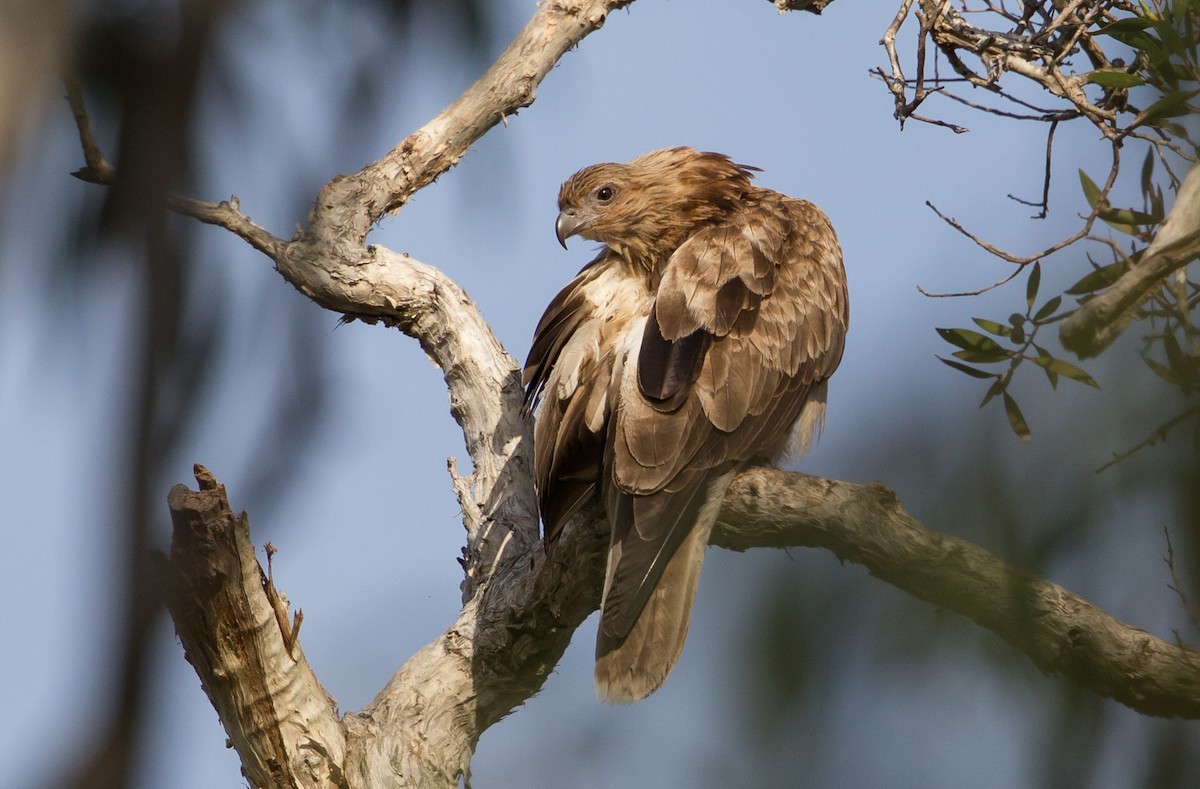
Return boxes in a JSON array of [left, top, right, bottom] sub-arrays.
[[164, 462, 1200, 785], [715, 467, 1200, 719]]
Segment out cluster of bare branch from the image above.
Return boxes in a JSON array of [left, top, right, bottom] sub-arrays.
[[882, 0, 1140, 133], [882, 0, 1191, 251]]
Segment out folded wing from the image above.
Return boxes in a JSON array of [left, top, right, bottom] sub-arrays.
[[596, 194, 848, 700]]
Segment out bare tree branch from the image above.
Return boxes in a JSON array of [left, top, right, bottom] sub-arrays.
[[64, 77, 114, 182], [1095, 401, 1200, 472], [882, 0, 1123, 133], [166, 468, 348, 789], [68, 1, 638, 586], [301, 0, 635, 246], [716, 468, 1200, 719], [67, 76, 283, 258], [164, 461, 1200, 787]]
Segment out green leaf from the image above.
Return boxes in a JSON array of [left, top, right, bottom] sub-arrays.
[[1098, 205, 1163, 226], [972, 317, 1011, 338], [1087, 71, 1145, 88], [1078, 170, 1103, 210], [1026, 262, 1041, 310], [980, 377, 1007, 408], [1031, 355, 1101, 389], [1003, 392, 1032, 442], [1138, 89, 1200, 126], [1034, 345, 1059, 389], [1141, 147, 1155, 195], [1009, 313, 1027, 344], [1101, 220, 1139, 236], [953, 347, 1015, 363], [1160, 121, 1192, 141], [1164, 62, 1200, 84], [1144, 355, 1182, 385], [1099, 17, 1157, 36], [1098, 15, 1161, 51], [1152, 14, 1183, 53], [1107, 29, 1162, 52], [1033, 295, 1063, 322], [938, 327, 1014, 362], [1066, 259, 1130, 295], [938, 356, 997, 379], [937, 327, 1001, 351]]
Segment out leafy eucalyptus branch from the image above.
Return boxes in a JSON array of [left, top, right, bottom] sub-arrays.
[[885, 0, 1199, 452]]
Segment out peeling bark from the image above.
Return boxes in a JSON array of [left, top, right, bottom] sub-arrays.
[[166, 468, 347, 788]]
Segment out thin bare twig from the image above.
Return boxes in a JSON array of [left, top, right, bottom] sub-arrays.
[[1095, 402, 1200, 472], [1008, 120, 1060, 218], [910, 111, 970, 133], [939, 89, 1080, 122], [66, 79, 284, 259], [920, 139, 1125, 300], [918, 265, 1026, 298], [164, 194, 283, 259], [1163, 526, 1200, 637], [926, 200, 1091, 265], [64, 77, 114, 181], [878, 0, 1134, 135]]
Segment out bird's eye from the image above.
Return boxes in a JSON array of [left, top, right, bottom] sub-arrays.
[[595, 186, 615, 203]]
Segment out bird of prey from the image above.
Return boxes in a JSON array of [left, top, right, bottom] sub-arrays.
[[523, 147, 848, 702]]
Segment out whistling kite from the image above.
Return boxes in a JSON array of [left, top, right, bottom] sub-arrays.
[[524, 147, 848, 702]]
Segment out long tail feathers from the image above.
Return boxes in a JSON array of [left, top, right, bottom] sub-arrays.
[[593, 514, 713, 703]]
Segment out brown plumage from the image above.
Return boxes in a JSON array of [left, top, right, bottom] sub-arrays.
[[523, 147, 848, 702]]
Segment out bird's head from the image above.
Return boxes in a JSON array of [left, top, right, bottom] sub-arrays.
[[555, 147, 756, 267], [554, 168, 627, 250]]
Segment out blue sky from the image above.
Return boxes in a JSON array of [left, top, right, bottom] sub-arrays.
[[1, 1, 1196, 786]]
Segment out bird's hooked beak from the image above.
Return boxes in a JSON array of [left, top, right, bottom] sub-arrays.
[[555, 208, 583, 249]]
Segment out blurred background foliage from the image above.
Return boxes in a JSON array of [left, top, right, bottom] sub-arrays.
[[0, 1, 1197, 787]]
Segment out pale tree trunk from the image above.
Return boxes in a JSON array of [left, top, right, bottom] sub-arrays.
[[60, 0, 1200, 785]]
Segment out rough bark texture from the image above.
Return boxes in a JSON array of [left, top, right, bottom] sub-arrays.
[[165, 459, 1200, 787], [166, 468, 347, 788], [166, 466, 610, 786], [715, 469, 1200, 719]]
